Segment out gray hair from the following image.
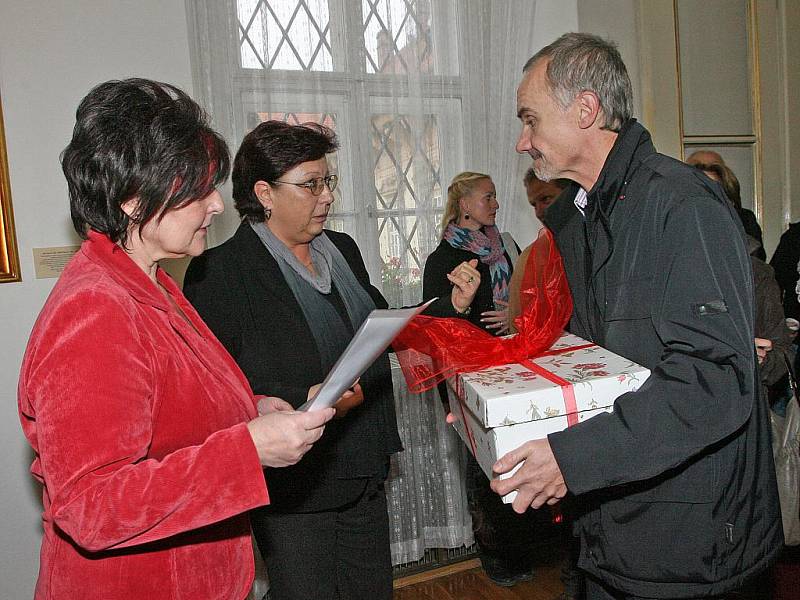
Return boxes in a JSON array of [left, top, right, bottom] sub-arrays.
[[523, 33, 633, 132]]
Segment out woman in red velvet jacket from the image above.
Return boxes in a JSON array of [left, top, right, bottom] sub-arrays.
[[17, 79, 334, 600]]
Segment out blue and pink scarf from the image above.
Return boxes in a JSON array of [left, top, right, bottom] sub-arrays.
[[443, 223, 511, 305]]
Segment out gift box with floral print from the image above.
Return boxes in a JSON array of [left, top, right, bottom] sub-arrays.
[[448, 332, 650, 503]]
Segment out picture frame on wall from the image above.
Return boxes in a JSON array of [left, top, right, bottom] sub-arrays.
[[0, 92, 21, 283]]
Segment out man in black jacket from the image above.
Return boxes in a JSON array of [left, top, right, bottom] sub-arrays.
[[770, 221, 800, 322], [491, 32, 783, 599]]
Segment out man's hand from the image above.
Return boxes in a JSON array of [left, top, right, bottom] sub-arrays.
[[490, 438, 567, 513], [307, 381, 364, 419], [755, 337, 772, 365], [481, 299, 510, 334], [331, 383, 364, 418]]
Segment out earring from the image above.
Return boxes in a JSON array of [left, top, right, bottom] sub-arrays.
[[264, 208, 272, 220], [464, 212, 470, 220]]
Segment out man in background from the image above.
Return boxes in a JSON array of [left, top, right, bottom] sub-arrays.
[[685, 148, 724, 168], [493, 32, 782, 599], [508, 169, 570, 328], [524, 167, 567, 222], [686, 150, 765, 259], [770, 222, 800, 324]]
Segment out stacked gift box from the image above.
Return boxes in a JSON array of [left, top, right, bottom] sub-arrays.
[[449, 332, 651, 503]]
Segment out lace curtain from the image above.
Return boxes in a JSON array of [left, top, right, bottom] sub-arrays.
[[185, 0, 576, 583]]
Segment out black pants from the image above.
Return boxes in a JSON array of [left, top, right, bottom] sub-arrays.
[[561, 523, 585, 597], [465, 453, 542, 575], [251, 481, 392, 600]]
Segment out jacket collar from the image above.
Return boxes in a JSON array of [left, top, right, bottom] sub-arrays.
[[233, 220, 280, 271], [82, 230, 173, 310], [82, 231, 256, 414], [586, 119, 655, 219], [229, 221, 307, 312]]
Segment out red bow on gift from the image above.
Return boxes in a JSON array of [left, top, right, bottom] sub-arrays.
[[394, 227, 574, 393]]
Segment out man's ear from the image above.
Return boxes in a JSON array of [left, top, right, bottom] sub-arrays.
[[254, 181, 274, 211], [576, 90, 601, 130]]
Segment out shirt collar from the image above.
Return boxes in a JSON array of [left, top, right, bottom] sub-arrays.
[[573, 187, 589, 216]]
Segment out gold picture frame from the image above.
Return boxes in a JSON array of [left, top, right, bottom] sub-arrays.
[[0, 92, 21, 283]]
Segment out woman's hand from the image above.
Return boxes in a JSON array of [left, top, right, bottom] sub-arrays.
[[256, 396, 294, 415], [448, 259, 480, 314], [307, 381, 364, 419], [246, 406, 334, 467], [481, 299, 510, 335]]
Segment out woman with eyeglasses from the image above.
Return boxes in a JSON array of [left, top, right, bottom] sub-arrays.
[[183, 120, 479, 600]]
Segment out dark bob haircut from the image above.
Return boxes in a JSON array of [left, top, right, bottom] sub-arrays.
[[232, 120, 338, 223], [61, 78, 230, 245]]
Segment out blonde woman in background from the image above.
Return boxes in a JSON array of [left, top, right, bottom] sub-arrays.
[[423, 171, 517, 335], [422, 171, 547, 588]]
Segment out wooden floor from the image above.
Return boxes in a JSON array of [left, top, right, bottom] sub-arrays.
[[392, 544, 800, 600], [394, 560, 563, 600]]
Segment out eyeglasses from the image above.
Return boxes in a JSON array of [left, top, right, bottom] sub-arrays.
[[272, 174, 338, 196]]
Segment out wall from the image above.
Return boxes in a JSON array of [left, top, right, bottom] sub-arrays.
[[633, 0, 795, 257], [0, 1, 194, 596], [786, 0, 800, 225], [578, 0, 643, 120], [757, 0, 788, 256]]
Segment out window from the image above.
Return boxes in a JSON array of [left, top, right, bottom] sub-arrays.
[[203, 0, 465, 306], [238, 0, 334, 71]]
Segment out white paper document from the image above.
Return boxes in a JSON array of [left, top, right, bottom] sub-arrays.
[[299, 298, 436, 411]]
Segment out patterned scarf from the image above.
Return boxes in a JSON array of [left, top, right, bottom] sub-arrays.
[[443, 223, 511, 304]]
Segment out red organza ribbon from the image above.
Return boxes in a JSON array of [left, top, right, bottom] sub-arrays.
[[394, 227, 573, 393]]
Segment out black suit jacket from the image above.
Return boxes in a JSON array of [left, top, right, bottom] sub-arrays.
[[184, 222, 402, 511]]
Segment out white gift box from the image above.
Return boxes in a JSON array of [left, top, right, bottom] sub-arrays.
[[449, 332, 650, 503]]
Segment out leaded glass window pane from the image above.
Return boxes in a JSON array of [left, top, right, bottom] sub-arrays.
[[238, 0, 333, 71], [371, 113, 442, 304], [362, 0, 434, 74]]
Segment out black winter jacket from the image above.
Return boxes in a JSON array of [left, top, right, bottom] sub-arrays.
[[183, 224, 403, 512], [770, 221, 800, 320], [544, 120, 782, 597]]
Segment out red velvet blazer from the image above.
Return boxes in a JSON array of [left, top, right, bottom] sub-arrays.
[[18, 231, 269, 599]]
